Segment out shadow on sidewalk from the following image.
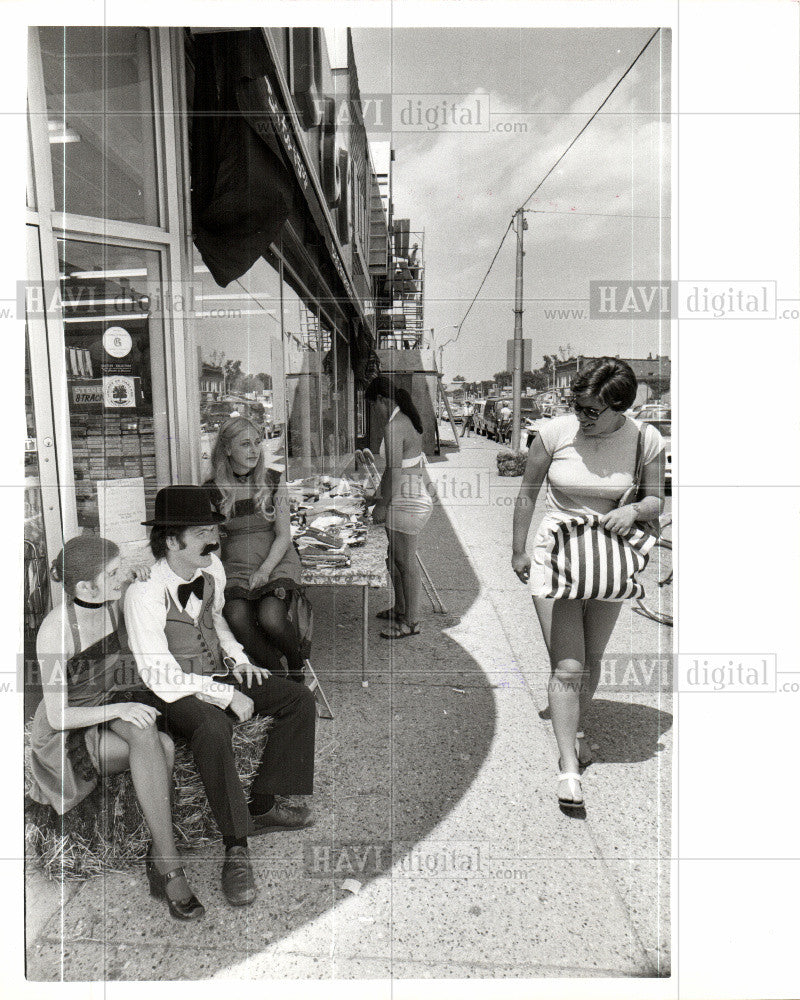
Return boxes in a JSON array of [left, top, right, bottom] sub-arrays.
[[584, 698, 673, 764]]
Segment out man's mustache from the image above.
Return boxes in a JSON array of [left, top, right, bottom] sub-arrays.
[[201, 543, 220, 555]]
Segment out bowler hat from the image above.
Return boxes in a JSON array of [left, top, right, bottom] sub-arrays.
[[142, 485, 226, 526]]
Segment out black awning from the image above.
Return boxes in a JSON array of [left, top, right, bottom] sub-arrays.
[[190, 30, 297, 287]]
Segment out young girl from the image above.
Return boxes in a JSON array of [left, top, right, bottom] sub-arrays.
[[365, 376, 433, 639], [205, 416, 307, 681], [28, 535, 204, 919]]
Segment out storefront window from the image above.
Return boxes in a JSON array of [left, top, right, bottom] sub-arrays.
[[58, 239, 168, 546], [39, 27, 160, 226], [26, 115, 35, 210], [192, 250, 284, 481], [282, 275, 327, 480], [334, 329, 354, 461], [24, 335, 49, 640]]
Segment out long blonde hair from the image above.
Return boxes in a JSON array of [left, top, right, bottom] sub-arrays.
[[210, 416, 276, 521]]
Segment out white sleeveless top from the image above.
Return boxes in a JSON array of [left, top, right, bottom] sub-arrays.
[[379, 407, 425, 468]]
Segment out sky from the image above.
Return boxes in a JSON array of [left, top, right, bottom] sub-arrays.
[[351, 27, 671, 381]]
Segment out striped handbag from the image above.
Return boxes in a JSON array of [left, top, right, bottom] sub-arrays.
[[533, 515, 657, 600]]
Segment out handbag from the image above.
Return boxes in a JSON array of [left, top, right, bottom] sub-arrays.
[[532, 425, 658, 600]]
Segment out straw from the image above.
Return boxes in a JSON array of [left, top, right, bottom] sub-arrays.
[[24, 716, 272, 880]]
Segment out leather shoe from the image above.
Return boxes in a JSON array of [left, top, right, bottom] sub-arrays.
[[221, 846, 257, 906], [250, 801, 315, 835]]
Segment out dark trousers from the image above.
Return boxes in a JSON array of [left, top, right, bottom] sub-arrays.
[[153, 674, 316, 840]]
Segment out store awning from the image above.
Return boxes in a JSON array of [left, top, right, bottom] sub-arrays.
[[190, 31, 299, 288]]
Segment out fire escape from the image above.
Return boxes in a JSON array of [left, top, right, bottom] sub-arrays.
[[376, 219, 425, 350]]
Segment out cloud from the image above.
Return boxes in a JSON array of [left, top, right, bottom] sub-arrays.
[[377, 60, 670, 378]]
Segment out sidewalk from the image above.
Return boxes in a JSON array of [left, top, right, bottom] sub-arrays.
[[27, 433, 671, 981]]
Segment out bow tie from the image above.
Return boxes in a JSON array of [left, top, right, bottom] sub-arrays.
[[177, 575, 205, 609]]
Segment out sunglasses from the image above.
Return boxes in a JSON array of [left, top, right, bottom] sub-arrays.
[[571, 399, 610, 421]]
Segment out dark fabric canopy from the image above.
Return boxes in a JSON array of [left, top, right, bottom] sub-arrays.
[[190, 30, 297, 288]]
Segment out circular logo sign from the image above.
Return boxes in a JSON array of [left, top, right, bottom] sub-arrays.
[[104, 376, 135, 408], [103, 327, 132, 358]]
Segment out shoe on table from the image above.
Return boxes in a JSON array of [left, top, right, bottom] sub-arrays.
[[221, 846, 257, 906], [250, 801, 315, 835]]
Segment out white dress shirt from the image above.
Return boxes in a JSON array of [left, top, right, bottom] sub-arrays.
[[124, 553, 247, 709]]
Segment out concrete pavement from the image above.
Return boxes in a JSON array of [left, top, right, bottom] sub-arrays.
[[26, 430, 671, 982]]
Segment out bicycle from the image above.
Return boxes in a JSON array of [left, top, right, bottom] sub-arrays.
[[633, 515, 673, 627]]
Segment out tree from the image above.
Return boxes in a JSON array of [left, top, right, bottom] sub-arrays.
[[493, 370, 512, 388], [256, 372, 273, 390], [223, 359, 243, 394], [239, 374, 262, 395], [522, 369, 548, 391]]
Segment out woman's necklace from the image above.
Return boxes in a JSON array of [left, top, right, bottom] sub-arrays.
[[73, 597, 106, 609]]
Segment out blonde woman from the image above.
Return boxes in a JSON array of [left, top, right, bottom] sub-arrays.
[[206, 416, 306, 681]]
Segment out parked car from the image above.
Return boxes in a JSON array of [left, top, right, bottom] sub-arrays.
[[481, 397, 503, 440], [633, 404, 672, 495]]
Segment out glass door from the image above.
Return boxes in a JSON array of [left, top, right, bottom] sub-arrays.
[[24, 226, 63, 658]]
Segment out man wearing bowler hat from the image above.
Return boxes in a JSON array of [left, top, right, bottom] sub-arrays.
[[124, 485, 316, 907]]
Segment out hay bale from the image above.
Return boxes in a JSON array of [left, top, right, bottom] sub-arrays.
[[25, 716, 272, 880], [496, 448, 527, 477]]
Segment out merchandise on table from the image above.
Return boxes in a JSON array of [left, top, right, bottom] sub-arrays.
[[288, 475, 370, 566]]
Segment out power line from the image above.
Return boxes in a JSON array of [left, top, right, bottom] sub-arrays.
[[529, 209, 668, 220], [520, 28, 661, 209], [451, 28, 661, 345], [451, 217, 514, 343]]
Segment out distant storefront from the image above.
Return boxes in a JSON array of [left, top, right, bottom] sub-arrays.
[[24, 26, 388, 641]]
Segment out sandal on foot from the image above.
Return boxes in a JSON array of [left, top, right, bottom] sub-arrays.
[[557, 772, 584, 810], [380, 621, 421, 640], [375, 607, 403, 621]]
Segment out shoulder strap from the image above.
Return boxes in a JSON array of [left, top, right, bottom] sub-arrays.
[[632, 423, 646, 493], [64, 599, 83, 655], [618, 423, 646, 508], [108, 603, 120, 631]]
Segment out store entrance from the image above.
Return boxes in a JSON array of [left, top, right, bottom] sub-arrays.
[[24, 225, 65, 703]]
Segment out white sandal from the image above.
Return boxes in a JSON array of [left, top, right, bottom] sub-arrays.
[[557, 771, 584, 809]]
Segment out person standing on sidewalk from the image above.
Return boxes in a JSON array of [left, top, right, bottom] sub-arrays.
[[510, 359, 665, 810], [365, 376, 433, 639], [498, 399, 513, 444], [461, 398, 475, 437], [124, 486, 317, 908]]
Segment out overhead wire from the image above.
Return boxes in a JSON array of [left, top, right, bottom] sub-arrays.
[[451, 28, 662, 341], [449, 217, 514, 344], [519, 28, 661, 209]]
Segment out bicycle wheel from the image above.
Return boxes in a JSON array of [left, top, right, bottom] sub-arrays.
[[634, 532, 673, 627]]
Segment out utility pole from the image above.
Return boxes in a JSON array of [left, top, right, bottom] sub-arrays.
[[511, 207, 526, 451]]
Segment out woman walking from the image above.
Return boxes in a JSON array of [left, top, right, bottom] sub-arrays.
[[28, 535, 204, 919], [366, 376, 433, 639], [205, 416, 307, 681], [511, 359, 665, 810]]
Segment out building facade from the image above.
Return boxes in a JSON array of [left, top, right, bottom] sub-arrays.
[[24, 26, 387, 641]]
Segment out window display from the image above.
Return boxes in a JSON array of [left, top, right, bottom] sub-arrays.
[[58, 239, 167, 539], [193, 249, 284, 480]]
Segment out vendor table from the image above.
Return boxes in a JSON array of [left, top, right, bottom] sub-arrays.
[[300, 524, 389, 687]]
